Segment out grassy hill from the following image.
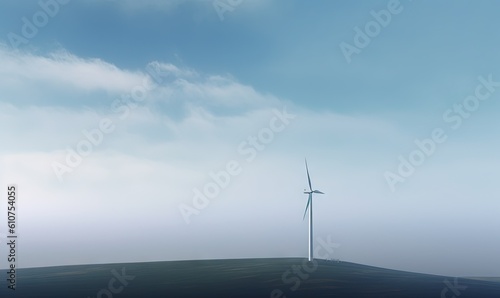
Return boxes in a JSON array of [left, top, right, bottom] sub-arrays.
[[466, 277, 500, 283], [1, 258, 499, 297]]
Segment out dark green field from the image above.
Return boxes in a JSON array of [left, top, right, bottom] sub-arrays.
[[1, 258, 499, 297]]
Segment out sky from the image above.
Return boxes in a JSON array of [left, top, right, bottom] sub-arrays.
[[0, 0, 499, 277]]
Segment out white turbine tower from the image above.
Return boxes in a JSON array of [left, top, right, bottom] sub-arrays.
[[303, 159, 324, 262]]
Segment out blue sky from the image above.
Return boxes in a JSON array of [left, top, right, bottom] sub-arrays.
[[0, 0, 499, 277]]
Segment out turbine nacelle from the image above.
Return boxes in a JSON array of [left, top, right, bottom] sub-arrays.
[[304, 190, 324, 194]]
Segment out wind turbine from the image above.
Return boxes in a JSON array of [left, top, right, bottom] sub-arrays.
[[303, 159, 324, 262]]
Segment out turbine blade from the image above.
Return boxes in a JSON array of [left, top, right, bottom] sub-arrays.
[[313, 190, 324, 194], [303, 194, 312, 220], [305, 158, 312, 192]]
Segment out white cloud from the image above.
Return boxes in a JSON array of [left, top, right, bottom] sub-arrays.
[[0, 46, 282, 114], [0, 46, 146, 94], [148, 61, 199, 79], [2, 47, 498, 277]]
